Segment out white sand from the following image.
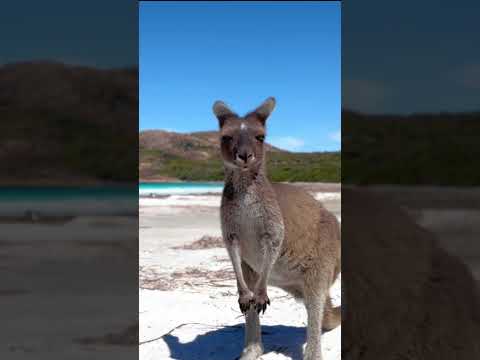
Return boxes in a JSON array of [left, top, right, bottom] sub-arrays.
[[140, 195, 221, 208], [139, 192, 340, 209], [139, 193, 341, 360], [0, 216, 138, 359]]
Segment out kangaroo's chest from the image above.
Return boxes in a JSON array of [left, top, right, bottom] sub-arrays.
[[234, 191, 266, 238], [225, 191, 269, 268]]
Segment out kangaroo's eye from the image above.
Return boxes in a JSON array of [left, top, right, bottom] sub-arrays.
[[256, 135, 265, 142], [221, 135, 233, 142]]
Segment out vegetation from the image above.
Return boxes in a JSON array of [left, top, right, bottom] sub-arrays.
[[0, 62, 138, 183], [343, 111, 480, 185], [140, 147, 341, 182], [267, 152, 340, 182]]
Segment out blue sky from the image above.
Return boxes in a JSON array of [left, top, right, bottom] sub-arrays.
[[343, 0, 480, 114], [140, 1, 341, 152], [0, 0, 137, 68]]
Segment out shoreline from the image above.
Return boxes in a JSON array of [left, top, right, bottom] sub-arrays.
[[139, 183, 341, 202]]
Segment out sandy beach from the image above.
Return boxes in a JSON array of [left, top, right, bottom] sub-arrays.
[[3, 183, 478, 358], [140, 183, 480, 360], [1, 215, 138, 359], [139, 183, 341, 360]]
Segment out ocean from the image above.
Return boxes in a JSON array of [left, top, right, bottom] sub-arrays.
[[0, 183, 224, 217], [139, 182, 223, 196], [139, 182, 224, 208], [0, 186, 138, 217], [1, 183, 338, 216]]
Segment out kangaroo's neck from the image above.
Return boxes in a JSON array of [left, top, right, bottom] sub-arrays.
[[224, 162, 270, 196]]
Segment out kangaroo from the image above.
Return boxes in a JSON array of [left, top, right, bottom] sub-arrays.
[[213, 97, 341, 360]]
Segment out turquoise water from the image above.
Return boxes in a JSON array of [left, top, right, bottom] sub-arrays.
[[139, 182, 223, 196], [0, 186, 137, 216], [0, 183, 223, 216], [0, 186, 137, 201]]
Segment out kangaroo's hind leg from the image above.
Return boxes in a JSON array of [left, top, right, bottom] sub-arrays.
[[239, 261, 263, 360], [303, 273, 330, 360]]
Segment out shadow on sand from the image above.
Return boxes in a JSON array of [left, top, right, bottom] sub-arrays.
[[162, 324, 306, 360]]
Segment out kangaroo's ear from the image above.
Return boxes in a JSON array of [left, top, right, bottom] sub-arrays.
[[251, 97, 276, 125], [213, 101, 237, 128]]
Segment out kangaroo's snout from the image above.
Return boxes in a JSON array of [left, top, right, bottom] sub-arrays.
[[236, 151, 254, 164]]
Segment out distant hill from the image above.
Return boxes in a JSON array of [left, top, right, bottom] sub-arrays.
[[140, 130, 283, 161], [0, 61, 138, 184], [6, 62, 478, 185], [343, 110, 480, 185], [140, 130, 341, 182]]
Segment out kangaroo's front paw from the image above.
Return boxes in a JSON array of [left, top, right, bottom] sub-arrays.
[[253, 289, 270, 314], [238, 291, 255, 314]]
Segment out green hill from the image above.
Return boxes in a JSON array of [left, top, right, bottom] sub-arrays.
[[0, 61, 138, 184], [139, 130, 340, 182], [343, 110, 480, 185]]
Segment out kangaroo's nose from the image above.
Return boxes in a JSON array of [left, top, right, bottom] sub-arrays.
[[237, 152, 253, 163]]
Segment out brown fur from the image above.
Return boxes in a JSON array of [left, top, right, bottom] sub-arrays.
[[213, 97, 341, 360], [342, 187, 480, 359]]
